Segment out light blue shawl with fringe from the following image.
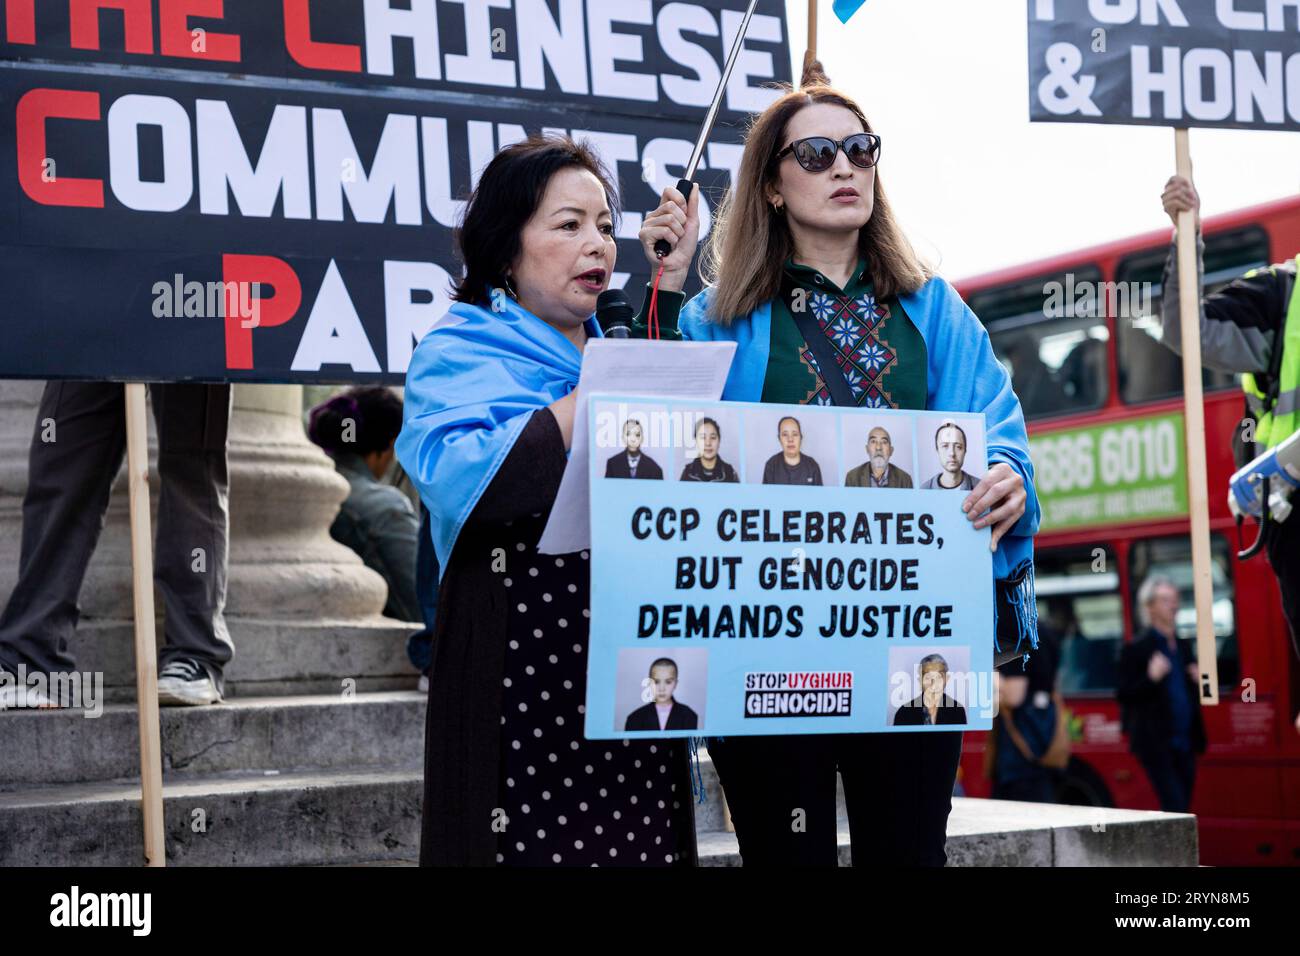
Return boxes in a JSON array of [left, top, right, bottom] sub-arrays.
[[396, 294, 602, 582]]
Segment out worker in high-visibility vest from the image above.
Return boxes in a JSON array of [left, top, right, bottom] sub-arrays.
[[1161, 176, 1300, 736]]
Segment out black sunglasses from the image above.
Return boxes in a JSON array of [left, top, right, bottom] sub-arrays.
[[775, 133, 882, 172]]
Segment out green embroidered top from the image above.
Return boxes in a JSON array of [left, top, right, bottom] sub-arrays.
[[628, 258, 926, 411], [762, 258, 926, 410]]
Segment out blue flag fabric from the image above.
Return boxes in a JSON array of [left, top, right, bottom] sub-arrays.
[[833, 0, 868, 23], [396, 293, 602, 581]]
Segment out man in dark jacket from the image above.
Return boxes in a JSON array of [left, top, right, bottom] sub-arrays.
[[1118, 574, 1207, 812], [605, 419, 663, 479], [0, 383, 232, 709], [1160, 176, 1300, 666], [844, 425, 914, 488], [893, 653, 968, 725]]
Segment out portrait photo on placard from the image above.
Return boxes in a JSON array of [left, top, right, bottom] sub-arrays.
[[886, 646, 973, 728], [594, 401, 672, 482], [915, 414, 986, 492], [616, 648, 707, 733], [839, 413, 917, 490], [674, 406, 743, 484], [742, 406, 838, 487]]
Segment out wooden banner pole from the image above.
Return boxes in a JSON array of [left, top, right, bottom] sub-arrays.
[[803, 0, 818, 82], [1173, 128, 1220, 706], [125, 383, 167, 864]]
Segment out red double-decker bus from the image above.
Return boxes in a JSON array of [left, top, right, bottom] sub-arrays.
[[953, 195, 1300, 867]]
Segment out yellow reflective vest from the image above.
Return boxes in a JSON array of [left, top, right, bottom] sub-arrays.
[[1242, 254, 1300, 451]]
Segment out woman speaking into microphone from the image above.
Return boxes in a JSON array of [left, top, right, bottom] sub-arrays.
[[397, 135, 697, 868], [637, 65, 1041, 867]]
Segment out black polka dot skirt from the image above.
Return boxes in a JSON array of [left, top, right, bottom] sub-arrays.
[[497, 520, 685, 867]]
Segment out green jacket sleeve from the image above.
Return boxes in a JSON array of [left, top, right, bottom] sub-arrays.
[[628, 282, 686, 340]]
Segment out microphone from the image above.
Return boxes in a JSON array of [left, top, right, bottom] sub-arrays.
[[597, 289, 634, 339]]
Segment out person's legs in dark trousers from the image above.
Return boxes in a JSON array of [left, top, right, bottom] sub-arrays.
[[839, 731, 963, 866], [1136, 746, 1191, 812], [1264, 520, 1300, 734], [1265, 518, 1300, 659], [0, 382, 127, 676], [151, 384, 233, 693], [708, 734, 840, 866], [992, 772, 1056, 803], [1174, 748, 1196, 811], [406, 503, 437, 676]]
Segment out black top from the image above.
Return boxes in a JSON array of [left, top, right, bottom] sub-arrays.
[[605, 450, 664, 479], [761, 453, 823, 486], [624, 701, 700, 732], [893, 694, 967, 726], [679, 457, 739, 482], [419, 408, 699, 866], [997, 623, 1060, 699], [1117, 627, 1207, 757], [995, 624, 1062, 772]]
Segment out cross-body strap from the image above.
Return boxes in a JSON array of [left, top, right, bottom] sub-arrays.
[[780, 272, 858, 408]]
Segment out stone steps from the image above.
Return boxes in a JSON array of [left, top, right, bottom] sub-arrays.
[[687, 750, 1195, 866], [0, 687, 1197, 866], [65, 617, 423, 700], [693, 794, 1197, 867], [0, 689, 428, 866], [0, 768, 422, 867], [0, 691, 425, 787]]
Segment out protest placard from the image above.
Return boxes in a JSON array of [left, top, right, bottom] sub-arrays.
[[0, 0, 790, 383], [583, 395, 996, 738], [1029, 0, 1300, 131], [1024, 0, 1295, 704]]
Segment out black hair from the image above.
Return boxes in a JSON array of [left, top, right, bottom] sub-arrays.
[[450, 134, 621, 306], [649, 658, 678, 676], [307, 386, 404, 458], [777, 415, 802, 436], [934, 421, 967, 449], [695, 416, 721, 440]]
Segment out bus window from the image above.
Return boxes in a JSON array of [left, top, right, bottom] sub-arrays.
[[1115, 227, 1270, 405], [970, 267, 1109, 422], [1034, 545, 1123, 694], [1128, 535, 1239, 689]]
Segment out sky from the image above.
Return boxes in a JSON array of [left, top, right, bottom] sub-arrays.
[[780, 1, 1300, 281]]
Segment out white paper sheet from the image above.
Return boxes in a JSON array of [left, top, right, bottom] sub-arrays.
[[537, 339, 737, 554]]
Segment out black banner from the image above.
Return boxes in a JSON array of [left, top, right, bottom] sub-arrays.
[[0, 0, 792, 383], [1028, 0, 1300, 132]]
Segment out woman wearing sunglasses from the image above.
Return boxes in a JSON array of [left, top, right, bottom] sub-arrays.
[[637, 67, 1041, 867]]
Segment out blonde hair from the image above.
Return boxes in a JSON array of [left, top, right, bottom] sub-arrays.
[[701, 62, 931, 324]]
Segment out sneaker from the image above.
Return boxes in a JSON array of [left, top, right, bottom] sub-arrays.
[[156, 659, 222, 706], [0, 668, 57, 710], [418, 673, 430, 694]]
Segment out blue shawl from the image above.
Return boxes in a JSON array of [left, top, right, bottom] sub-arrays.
[[396, 295, 602, 581], [679, 276, 1042, 659]]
